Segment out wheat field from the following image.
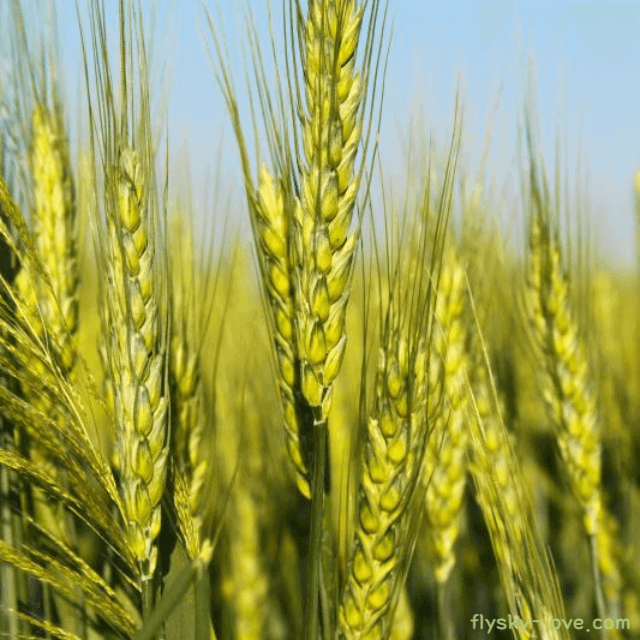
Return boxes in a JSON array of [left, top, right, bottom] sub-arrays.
[[1, 1, 639, 640]]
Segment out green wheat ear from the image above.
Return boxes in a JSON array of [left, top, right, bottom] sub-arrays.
[[255, 165, 310, 497], [105, 146, 168, 584], [81, 0, 171, 615], [338, 328, 428, 640], [520, 124, 625, 629], [337, 110, 462, 637], [207, 0, 386, 502], [0, 171, 140, 639], [423, 245, 469, 585], [292, 0, 363, 436]]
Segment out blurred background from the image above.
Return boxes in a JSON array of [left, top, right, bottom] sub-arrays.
[[5, 0, 639, 264]]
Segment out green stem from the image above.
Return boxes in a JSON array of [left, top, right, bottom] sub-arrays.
[[436, 580, 453, 640], [142, 578, 155, 623], [195, 572, 211, 640], [320, 489, 335, 636], [134, 557, 204, 640], [1, 449, 18, 640], [589, 533, 607, 640], [304, 412, 327, 640], [62, 470, 87, 638], [13, 431, 29, 631], [43, 584, 52, 638]]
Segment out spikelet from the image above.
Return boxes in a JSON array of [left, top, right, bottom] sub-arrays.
[[423, 246, 469, 583], [337, 325, 427, 640], [292, 0, 363, 449], [103, 147, 168, 582]]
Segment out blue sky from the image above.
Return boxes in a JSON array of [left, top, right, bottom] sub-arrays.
[[27, 1, 640, 267]]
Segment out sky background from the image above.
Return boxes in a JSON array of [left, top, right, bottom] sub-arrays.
[[15, 0, 640, 268]]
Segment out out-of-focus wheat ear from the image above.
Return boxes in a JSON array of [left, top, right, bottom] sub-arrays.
[[220, 483, 270, 640], [467, 359, 572, 640], [14, 99, 78, 376], [524, 182, 601, 534], [1, 163, 143, 637], [389, 585, 414, 640], [624, 585, 640, 635], [337, 328, 428, 640], [255, 165, 311, 498], [522, 151, 623, 628], [12, 100, 81, 633], [468, 337, 524, 562], [169, 256, 213, 560], [423, 246, 469, 586], [29, 102, 79, 374], [104, 147, 168, 591], [292, 0, 363, 428], [28, 103, 78, 404], [170, 327, 207, 556], [595, 508, 624, 619]]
